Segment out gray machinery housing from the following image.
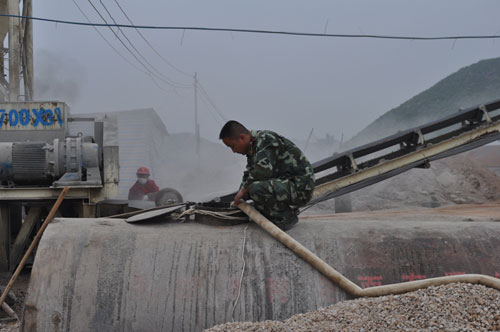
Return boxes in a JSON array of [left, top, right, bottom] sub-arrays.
[[0, 101, 117, 188], [0, 137, 100, 186], [0, 101, 119, 272]]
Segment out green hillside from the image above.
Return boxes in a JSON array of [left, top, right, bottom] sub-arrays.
[[345, 57, 500, 149]]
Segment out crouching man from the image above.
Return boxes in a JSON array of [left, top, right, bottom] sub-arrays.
[[219, 120, 315, 231]]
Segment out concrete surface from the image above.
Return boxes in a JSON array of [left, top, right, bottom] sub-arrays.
[[22, 204, 500, 332]]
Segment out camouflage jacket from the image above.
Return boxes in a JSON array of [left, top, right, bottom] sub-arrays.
[[240, 130, 315, 189]]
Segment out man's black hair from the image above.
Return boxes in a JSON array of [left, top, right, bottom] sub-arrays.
[[219, 120, 250, 140]]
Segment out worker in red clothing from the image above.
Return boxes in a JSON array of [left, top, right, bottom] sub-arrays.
[[128, 166, 160, 200]]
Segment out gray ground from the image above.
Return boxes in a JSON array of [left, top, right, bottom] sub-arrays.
[[0, 273, 29, 332], [0, 322, 18, 332]]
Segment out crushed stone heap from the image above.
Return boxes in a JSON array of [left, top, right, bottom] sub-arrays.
[[205, 283, 500, 331]]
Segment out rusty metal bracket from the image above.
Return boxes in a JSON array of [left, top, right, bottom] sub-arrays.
[[347, 153, 359, 172], [479, 105, 493, 123]]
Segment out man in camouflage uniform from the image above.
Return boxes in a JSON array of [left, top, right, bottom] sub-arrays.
[[219, 120, 315, 231]]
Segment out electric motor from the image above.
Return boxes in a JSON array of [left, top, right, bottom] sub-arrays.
[[0, 136, 99, 186]]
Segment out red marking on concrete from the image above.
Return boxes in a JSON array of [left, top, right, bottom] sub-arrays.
[[318, 275, 337, 302], [402, 273, 427, 281], [358, 275, 382, 288], [176, 276, 200, 299], [131, 275, 148, 294], [445, 272, 466, 276], [228, 277, 241, 296], [265, 277, 289, 304]]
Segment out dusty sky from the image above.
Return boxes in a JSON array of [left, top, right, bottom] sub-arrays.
[[33, 0, 500, 143]]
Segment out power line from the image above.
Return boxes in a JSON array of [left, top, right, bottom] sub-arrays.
[[73, 0, 176, 92], [95, 0, 190, 89], [97, 0, 190, 88], [197, 88, 224, 124], [150, 74, 178, 94], [73, 0, 180, 93], [197, 83, 218, 114], [85, 0, 190, 89], [198, 93, 223, 126], [72, 0, 153, 79], [112, 0, 192, 78], [196, 81, 227, 122], [84, 0, 156, 78], [3, 13, 500, 41]]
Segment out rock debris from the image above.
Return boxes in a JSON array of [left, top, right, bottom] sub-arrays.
[[205, 283, 500, 331]]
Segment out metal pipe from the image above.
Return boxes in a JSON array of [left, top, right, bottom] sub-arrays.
[[237, 200, 500, 297], [237, 200, 362, 294]]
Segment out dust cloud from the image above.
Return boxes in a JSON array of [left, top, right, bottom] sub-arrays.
[[160, 133, 245, 202], [157, 131, 340, 203], [34, 49, 85, 104]]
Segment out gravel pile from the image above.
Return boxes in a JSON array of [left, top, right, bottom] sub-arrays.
[[205, 283, 500, 331], [0, 322, 19, 332]]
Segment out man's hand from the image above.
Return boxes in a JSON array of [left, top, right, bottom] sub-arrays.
[[233, 187, 249, 205]]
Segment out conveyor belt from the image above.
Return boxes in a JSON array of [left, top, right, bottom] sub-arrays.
[[216, 98, 500, 206], [307, 98, 500, 207]]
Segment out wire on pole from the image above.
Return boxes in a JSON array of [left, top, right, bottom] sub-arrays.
[[2, 13, 500, 41]]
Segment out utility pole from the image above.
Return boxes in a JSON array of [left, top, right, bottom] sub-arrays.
[[1, 0, 34, 101], [7, 0, 20, 101], [194, 72, 200, 157], [22, 0, 34, 100]]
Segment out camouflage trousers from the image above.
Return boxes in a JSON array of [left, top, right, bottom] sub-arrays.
[[247, 176, 314, 231]]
